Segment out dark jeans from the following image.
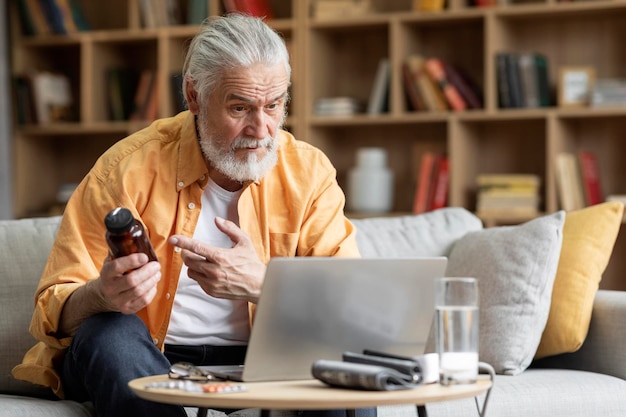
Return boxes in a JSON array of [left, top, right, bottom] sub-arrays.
[[62, 312, 376, 417]]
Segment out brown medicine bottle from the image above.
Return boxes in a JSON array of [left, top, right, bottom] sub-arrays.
[[104, 207, 158, 262]]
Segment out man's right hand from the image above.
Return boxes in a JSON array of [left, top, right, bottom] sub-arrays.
[[58, 254, 161, 337], [96, 254, 161, 314]]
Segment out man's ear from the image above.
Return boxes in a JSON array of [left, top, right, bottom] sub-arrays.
[[185, 80, 200, 114]]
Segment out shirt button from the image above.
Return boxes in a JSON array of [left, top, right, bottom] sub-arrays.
[[178, 181, 184, 187], [165, 292, 171, 300], [153, 337, 159, 345], [188, 202, 195, 209], [174, 247, 181, 253]]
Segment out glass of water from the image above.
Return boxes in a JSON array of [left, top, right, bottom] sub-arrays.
[[435, 277, 479, 386]]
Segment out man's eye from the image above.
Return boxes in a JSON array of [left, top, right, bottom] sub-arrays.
[[232, 105, 246, 112]]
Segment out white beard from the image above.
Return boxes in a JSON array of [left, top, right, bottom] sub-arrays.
[[197, 116, 279, 183]]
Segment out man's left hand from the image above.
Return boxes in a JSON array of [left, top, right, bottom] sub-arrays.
[[168, 217, 266, 303]]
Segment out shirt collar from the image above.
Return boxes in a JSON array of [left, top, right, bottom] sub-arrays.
[[176, 111, 209, 191]]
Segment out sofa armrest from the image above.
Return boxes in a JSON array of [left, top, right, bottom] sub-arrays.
[[533, 290, 626, 379]]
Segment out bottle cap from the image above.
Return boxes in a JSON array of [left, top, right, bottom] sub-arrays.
[[104, 207, 135, 233]]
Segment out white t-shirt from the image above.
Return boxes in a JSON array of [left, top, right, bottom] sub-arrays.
[[165, 179, 250, 346]]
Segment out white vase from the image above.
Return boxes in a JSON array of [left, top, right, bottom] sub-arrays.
[[347, 147, 394, 213]]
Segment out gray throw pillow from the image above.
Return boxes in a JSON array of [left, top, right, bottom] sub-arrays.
[[445, 211, 565, 375], [351, 207, 483, 258]]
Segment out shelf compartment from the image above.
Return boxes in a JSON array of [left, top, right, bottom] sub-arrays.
[[552, 115, 626, 200], [450, 117, 547, 211], [14, 133, 123, 218], [397, 15, 485, 114], [89, 38, 159, 123], [309, 122, 448, 213], [307, 22, 390, 116]]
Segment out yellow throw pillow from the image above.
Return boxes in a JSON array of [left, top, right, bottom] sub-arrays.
[[535, 201, 624, 359]]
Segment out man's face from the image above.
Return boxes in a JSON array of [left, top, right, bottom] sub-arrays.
[[195, 63, 289, 190]]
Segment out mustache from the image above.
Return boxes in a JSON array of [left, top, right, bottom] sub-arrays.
[[230, 136, 274, 151]]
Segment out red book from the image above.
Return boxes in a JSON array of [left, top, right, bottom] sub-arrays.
[[578, 150, 603, 206], [442, 61, 483, 109], [232, 0, 274, 19], [413, 152, 439, 214], [430, 155, 449, 210], [424, 58, 467, 111]]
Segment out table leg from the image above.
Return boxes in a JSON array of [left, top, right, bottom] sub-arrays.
[[197, 408, 208, 417], [417, 405, 428, 417], [260, 410, 271, 417], [346, 410, 356, 417]]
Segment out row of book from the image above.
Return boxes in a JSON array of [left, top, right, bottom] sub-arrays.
[[13, 68, 188, 125], [413, 152, 450, 214], [402, 55, 483, 112], [496, 52, 551, 109], [106, 68, 163, 122], [555, 150, 604, 212], [138, 0, 274, 27], [13, 70, 74, 125], [16, 0, 89, 36], [476, 174, 541, 218], [591, 79, 626, 108]]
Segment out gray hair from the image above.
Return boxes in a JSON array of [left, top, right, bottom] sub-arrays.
[[182, 14, 291, 106]]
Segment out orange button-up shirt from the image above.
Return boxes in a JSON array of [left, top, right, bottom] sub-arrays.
[[13, 111, 359, 397]]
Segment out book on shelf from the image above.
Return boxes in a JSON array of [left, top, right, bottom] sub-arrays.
[[430, 155, 449, 211], [518, 53, 540, 108], [413, 0, 446, 11], [314, 97, 364, 117], [38, 0, 68, 34], [139, 0, 182, 28], [507, 53, 525, 108], [577, 150, 603, 206], [17, 0, 89, 35], [223, 0, 274, 19], [555, 152, 586, 212], [442, 61, 483, 110], [187, 0, 208, 24], [401, 60, 426, 112], [29, 70, 74, 124], [476, 173, 541, 217], [312, 0, 372, 19], [12, 75, 36, 125], [170, 73, 186, 114], [405, 55, 447, 112], [129, 70, 157, 121], [496, 52, 525, 108], [424, 58, 466, 111], [413, 152, 448, 214], [497, 52, 551, 109], [591, 79, 626, 108], [106, 68, 140, 121], [367, 58, 391, 115]]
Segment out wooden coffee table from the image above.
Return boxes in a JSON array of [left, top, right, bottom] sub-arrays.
[[129, 375, 493, 417]]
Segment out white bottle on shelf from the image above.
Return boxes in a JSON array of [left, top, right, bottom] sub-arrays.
[[347, 147, 394, 213]]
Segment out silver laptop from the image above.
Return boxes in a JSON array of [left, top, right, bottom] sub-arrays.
[[201, 256, 447, 382]]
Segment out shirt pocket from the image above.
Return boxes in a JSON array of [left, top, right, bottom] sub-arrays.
[[269, 232, 299, 257]]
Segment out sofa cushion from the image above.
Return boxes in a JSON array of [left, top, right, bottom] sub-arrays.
[[426, 369, 626, 417], [0, 216, 61, 397], [350, 207, 483, 258], [0, 394, 93, 417], [445, 211, 564, 375], [535, 201, 624, 359]]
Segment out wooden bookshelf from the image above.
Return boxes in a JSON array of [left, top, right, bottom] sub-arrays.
[[8, 0, 626, 288]]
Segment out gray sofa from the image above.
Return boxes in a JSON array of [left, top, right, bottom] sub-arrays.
[[2, 210, 626, 417]]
